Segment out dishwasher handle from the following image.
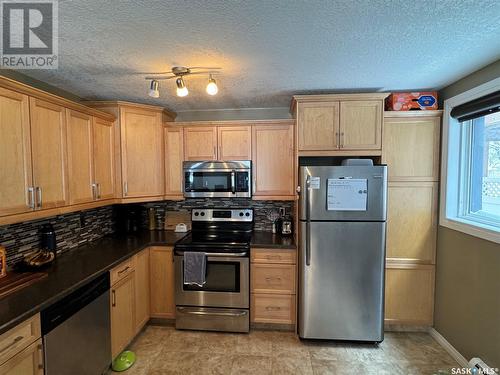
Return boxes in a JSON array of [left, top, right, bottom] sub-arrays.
[[41, 273, 110, 335]]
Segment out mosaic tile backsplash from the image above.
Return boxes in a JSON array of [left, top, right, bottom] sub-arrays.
[[138, 199, 295, 232], [0, 206, 115, 267]]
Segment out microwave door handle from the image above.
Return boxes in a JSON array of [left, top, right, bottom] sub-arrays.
[[231, 170, 236, 194], [305, 175, 311, 266]]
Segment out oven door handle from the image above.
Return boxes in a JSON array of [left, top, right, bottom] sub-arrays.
[[231, 170, 236, 194], [176, 251, 248, 258], [177, 307, 248, 317]]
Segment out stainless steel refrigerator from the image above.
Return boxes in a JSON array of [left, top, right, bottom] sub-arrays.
[[298, 164, 387, 342]]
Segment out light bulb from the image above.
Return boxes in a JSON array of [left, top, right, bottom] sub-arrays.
[[148, 80, 159, 98], [176, 77, 188, 97], [206, 76, 218, 96]]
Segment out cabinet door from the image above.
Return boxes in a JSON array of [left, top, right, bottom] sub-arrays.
[[297, 102, 339, 150], [149, 247, 175, 318], [217, 125, 251, 160], [66, 110, 94, 205], [252, 125, 295, 198], [121, 108, 163, 198], [0, 339, 43, 375], [134, 249, 150, 333], [183, 126, 217, 161], [339, 100, 382, 150], [387, 182, 438, 264], [164, 126, 184, 197], [0, 88, 33, 217], [92, 118, 115, 200], [111, 272, 135, 359], [383, 116, 440, 181], [385, 264, 434, 326], [29, 98, 68, 209]]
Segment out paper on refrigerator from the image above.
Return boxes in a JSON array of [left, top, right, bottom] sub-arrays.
[[327, 179, 368, 211]]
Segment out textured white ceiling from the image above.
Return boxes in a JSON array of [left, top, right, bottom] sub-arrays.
[[19, 0, 500, 112]]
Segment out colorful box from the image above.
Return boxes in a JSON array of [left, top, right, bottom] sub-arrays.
[[385, 92, 438, 111]]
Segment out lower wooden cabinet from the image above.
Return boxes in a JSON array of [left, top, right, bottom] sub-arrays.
[[250, 248, 297, 326], [110, 269, 135, 359], [134, 249, 150, 333], [385, 263, 435, 326], [0, 339, 43, 375], [149, 247, 175, 318]]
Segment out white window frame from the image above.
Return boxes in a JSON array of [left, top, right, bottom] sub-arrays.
[[440, 76, 500, 243]]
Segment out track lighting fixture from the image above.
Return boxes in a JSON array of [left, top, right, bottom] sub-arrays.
[[206, 75, 218, 96], [148, 80, 159, 98], [176, 77, 189, 97]]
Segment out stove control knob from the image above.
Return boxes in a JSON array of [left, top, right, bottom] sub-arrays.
[[200, 212, 205, 216], [245, 212, 250, 217], [194, 212, 199, 216], [239, 212, 244, 217]]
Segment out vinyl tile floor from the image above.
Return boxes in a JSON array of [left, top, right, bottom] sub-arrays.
[[108, 325, 459, 375]]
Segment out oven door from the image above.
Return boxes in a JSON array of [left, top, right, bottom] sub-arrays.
[[174, 253, 249, 309]]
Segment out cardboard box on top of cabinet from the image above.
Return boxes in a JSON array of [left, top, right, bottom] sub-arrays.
[[386, 92, 438, 111]]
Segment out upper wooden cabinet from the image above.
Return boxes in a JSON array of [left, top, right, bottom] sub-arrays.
[[92, 118, 115, 200], [293, 94, 387, 155], [0, 88, 32, 217], [183, 123, 252, 161], [29, 98, 68, 210], [164, 126, 184, 198], [383, 112, 442, 182], [217, 125, 252, 160], [252, 124, 295, 199], [66, 110, 94, 205]]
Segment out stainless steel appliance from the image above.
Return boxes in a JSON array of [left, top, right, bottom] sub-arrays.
[[174, 208, 252, 333], [41, 273, 111, 375], [183, 161, 251, 198], [298, 163, 387, 342]]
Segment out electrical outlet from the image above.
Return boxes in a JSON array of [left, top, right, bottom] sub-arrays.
[[279, 207, 286, 217]]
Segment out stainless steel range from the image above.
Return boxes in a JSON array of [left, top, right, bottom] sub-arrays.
[[174, 208, 252, 333]]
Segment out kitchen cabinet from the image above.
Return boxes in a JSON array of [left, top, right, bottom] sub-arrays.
[[120, 106, 164, 198], [92, 117, 115, 200], [110, 261, 136, 359], [66, 110, 94, 205], [29, 98, 68, 210], [252, 124, 295, 199], [149, 247, 175, 319], [250, 248, 296, 326], [184, 126, 217, 161], [0, 339, 43, 375], [134, 249, 150, 333], [164, 126, 184, 198], [385, 263, 435, 325], [293, 93, 387, 155], [183, 124, 252, 161], [0, 88, 32, 217]]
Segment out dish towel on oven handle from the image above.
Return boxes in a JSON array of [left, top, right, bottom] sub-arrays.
[[183, 251, 207, 287]]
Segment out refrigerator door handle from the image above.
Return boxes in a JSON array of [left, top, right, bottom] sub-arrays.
[[305, 175, 311, 266]]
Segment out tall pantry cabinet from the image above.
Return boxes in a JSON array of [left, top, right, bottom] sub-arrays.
[[382, 110, 442, 327]]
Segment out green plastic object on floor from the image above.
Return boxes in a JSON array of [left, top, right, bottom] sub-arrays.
[[111, 351, 136, 372]]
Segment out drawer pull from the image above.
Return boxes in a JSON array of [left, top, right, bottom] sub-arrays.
[[265, 306, 281, 311], [37, 344, 44, 369], [266, 255, 281, 260], [265, 277, 282, 282], [117, 266, 130, 275], [0, 335, 23, 353], [112, 290, 116, 307]]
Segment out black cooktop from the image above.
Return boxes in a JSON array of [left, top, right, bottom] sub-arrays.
[[174, 230, 251, 252]]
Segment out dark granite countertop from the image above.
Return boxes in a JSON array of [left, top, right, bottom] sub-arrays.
[[0, 229, 294, 335]]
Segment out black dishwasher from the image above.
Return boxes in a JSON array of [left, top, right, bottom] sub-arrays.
[[41, 273, 111, 375]]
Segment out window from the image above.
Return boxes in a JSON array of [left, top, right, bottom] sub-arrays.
[[441, 78, 500, 243]]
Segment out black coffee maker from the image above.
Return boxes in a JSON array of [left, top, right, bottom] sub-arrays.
[[40, 224, 57, 256]]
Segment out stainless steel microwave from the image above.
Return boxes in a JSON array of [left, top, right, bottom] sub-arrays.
[[183, 161, 252, 198]]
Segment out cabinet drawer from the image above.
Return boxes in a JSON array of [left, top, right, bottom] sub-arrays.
[[251, 294, 295, 324], [110, 258, 135, 286], [0, 314, 40, 365], [251, 264, 296, 294], [251, 249, 296, 264]]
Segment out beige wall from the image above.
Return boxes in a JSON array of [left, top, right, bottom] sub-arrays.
[[435, 59, 500, 368]]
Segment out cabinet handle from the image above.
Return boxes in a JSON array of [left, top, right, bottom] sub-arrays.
[[37, 344, 44, 370], [214, 146, 217, 160], [112, 290, 116, 307], [36, 187, 42, 208], [123, 182, 128, 196], [0, 335, 23, 354], [265, 277, 282, 282], [27, 187, 35, 209], [96, 183, 101, 199], [266, 255, 281, 260], [117, 266, 130, 275], [335, 132, 340, 148], [340, 132, 344, 148], [91, 183, 97, 200], [265, 306, 281, 311]]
